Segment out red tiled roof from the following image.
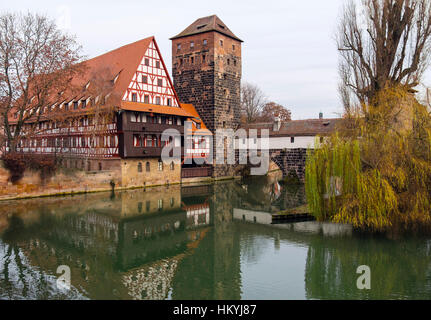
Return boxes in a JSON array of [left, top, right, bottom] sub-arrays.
[[121, 101, 193, 117], [181, 103, 212, 135]]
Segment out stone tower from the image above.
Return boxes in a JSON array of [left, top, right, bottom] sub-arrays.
[[170, 15, 243, 177]]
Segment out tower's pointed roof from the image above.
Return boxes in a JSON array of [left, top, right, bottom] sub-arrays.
[[170, 15, 243, 42]]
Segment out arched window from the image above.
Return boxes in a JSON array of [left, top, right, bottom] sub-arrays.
[[138, 162, 142, 173], [158, 160, 163, 171], [146, 162, 150, 172]]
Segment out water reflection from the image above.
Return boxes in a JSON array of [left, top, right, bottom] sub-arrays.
[[0, 173, 430, 300]]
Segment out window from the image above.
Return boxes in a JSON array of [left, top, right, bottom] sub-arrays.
[[156, 97, 161, 105], [202, 54, 206, 63], [133, 134, 141, 147], [131, 112, 138, 122], [234, 59, 237, 66], [142, 75, 148, 83], [227, 59, 230, 65], [145, 58, 149, 66], [158, 160, 163, 171], [232, 44, 235, 51], [203, 39, 207, 46], [167, 98, 171, 106], [156, 61, 160, 68], [158, 199, 163, 210], [177, 43, 181, 51], [64, 103, 69, 111], [191, 57, 194, 64], [291, 137, 295, 143], [132, 93, 137, 102], [98, 162, 102, 171], [146, 162, 150, 172], [170, 197, 174, 207], [179, 58, 183, 66], [220, 40, 223, 47], [190, 41, 194, 48], [81, 100, 87, 108], [73, 101, 78, 110], [157, 78, 163, 87], [170, 162, 175, 171], [144, 95, 149, 104], [138, 162, 142, 172]]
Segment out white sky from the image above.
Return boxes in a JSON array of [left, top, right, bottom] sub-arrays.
[[2, 0, 431, 119]]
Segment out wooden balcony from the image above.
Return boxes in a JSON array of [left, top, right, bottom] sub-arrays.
[[125, 146, 183, 158]]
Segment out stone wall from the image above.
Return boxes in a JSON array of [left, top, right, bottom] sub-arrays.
[[271, 148, 308, 181], [120, 158, 181, 188], [172, 32, 242, 178]]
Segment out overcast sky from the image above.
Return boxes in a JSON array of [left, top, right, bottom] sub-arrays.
[[2, 0, 431, 119]]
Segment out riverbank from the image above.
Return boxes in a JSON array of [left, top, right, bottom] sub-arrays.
[[0, 161, 282, 202]]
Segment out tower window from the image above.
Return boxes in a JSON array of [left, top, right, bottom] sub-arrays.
[[227, 59, 230, 65], [220, 40, 223, 47], [179, 58, 183, 65], [202, 54, 206, 63], [142, 75, 148, 83], [177, 43, 181, 51], [73, 101, 78, 110], [234, 59, 237, 66], [232, 44, 235, 51], [191, 57, 194, 64], [145, 58, 149, 66], [132, 93, 137, 102], [203, 39, 207, 46], [190, 41, 194, 48]]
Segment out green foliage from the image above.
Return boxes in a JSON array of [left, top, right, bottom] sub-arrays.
[[306, 86, 431, 232]]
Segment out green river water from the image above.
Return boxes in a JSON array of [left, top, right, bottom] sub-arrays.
[[0, 174, 430, 300]]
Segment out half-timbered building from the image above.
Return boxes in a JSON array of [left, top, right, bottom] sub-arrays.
[[8, 36, 209, 187]]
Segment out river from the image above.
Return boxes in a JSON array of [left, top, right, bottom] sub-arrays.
[[0, 174, 430, 300]]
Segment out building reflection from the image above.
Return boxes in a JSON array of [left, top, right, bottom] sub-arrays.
[[0, 184, 216, 299]]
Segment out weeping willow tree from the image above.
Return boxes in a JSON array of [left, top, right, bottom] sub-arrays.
[[306, 86, 431, 231]]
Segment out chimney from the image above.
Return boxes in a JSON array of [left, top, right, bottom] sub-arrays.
[[273, 116, 281, 131], [319, 112, 323, 119]]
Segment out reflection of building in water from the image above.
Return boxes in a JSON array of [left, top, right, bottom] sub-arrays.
[[0, 184, 212, 299]]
